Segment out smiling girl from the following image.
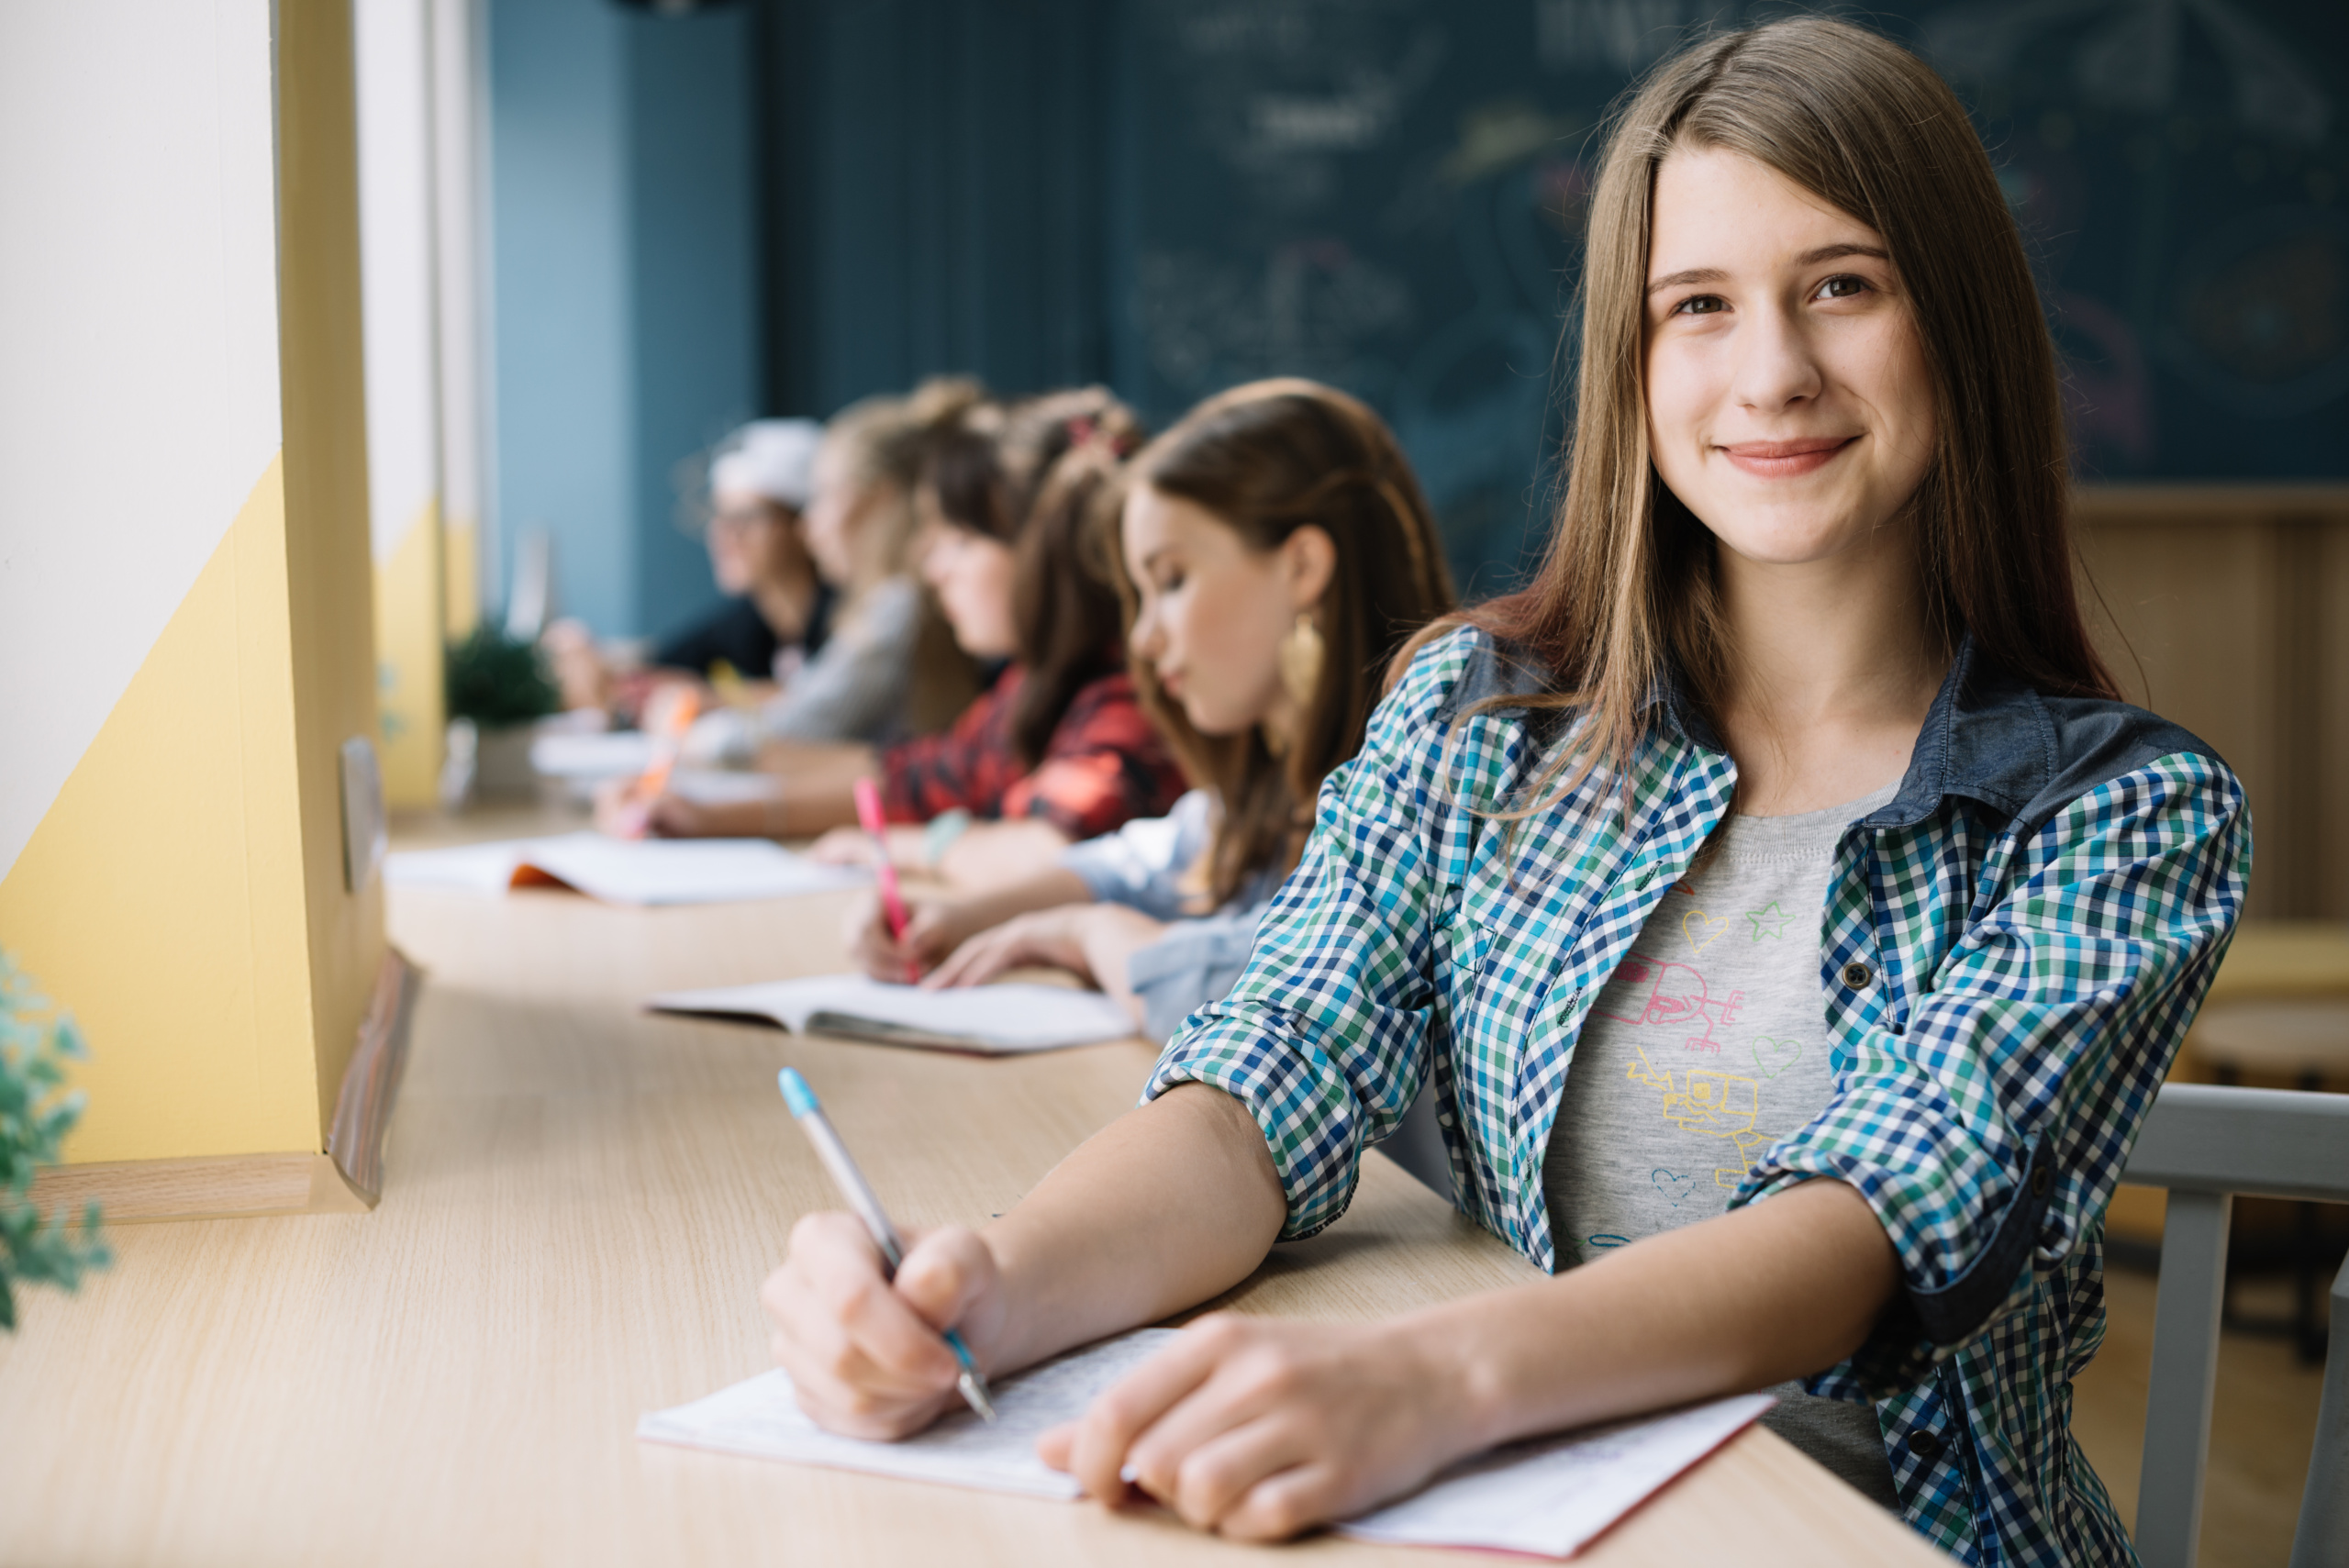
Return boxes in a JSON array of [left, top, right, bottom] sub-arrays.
[[759, 20, 2249, 1562], [848, 381, 1456, 1044]]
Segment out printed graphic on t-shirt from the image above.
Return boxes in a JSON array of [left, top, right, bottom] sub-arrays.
[[1542, 786, 1894, 1270], [1553, 893, 1842, 1257], [1589, 884, 1811, 1194]]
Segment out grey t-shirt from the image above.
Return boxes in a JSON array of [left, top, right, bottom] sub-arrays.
[[1542, 783, 1900, 1507]]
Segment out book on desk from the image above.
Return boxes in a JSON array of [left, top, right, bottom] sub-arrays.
[[645, 974, 1141, 1054]]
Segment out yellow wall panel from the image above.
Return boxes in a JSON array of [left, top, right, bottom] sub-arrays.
[[444, 517, 480, 638], [279, 0, 390, 1137], [0, 459, 323, 1162], [374, 500, 446, 808]]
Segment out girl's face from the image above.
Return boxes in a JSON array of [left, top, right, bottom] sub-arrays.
[[707, 489, 806, 595], [1642, 147, 1937, 569], [916, 487, 1019, 660], [1122, 484, 1334, 739], [802, 443, 885, 587]]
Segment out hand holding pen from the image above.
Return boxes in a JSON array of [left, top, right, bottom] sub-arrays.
[[852, 776, 923, 980], [603, 687, 702, 840], [776, 1068, 997, 1423]]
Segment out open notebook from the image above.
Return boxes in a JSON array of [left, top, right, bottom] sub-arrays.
[[637, 1329, 1772, 1558], [384, 833, 864, 906], [644, 974, 1140, 1054]]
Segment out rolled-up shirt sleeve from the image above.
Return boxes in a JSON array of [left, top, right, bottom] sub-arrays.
[[1732, 751, 2251, 1396], [1060, 789, 1214, 921], [1141, 638, 1463, 1240]]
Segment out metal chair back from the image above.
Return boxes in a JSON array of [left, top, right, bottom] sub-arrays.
[[2118, 1082, 2349, 1568]]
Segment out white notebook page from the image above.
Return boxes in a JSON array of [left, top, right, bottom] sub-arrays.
[[638, 1329, 1771, 1557], [384, 833, 864, 906], [644, 974, 1140, 1052], [637, 1329, 1178, 1499]]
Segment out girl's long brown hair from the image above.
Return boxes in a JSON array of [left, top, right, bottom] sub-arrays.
[[923, 388, 1144, 769], [1126, 379, 1456, 906], [1438, 17, 2117, 814]]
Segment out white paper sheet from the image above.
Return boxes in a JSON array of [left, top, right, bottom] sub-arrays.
[[1335, 1392, 1774, 1557], [643, 974, 1140, 1053], [384, 833, 865, 906], [637, 1329, 1771, 1557], [529, 730, 655, 780], [636, 1330, 1179, 1498], [669, 768, 784, 806]]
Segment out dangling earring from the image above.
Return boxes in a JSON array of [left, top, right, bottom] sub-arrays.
[[1278, 611, 1325, 713]]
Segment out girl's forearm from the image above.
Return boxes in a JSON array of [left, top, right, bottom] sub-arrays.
[[936, 818, 1073, 886], [953, 870, 1096, 932], [980, 1084, 1286, 1373], [1425, 1177, 1900, 1457], [1077, 907, 1172, 1021]]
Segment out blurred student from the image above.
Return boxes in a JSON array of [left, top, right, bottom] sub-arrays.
[[697, 380, 985, 752], [757, 19, 2248, 1559], [610, 389, 1186, 860], [543, 419, 829, 719], [850, 380, 1455, 1043]]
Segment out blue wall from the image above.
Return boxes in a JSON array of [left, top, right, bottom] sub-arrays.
[[487, 0, 758, 643]]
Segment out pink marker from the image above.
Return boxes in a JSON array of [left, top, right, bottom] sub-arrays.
[[852, 777, 918, 980]]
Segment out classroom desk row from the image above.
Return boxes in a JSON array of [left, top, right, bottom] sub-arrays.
[[0, 817, 1943, 1566]]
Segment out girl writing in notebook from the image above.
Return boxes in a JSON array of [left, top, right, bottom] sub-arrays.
[[759, 20, 2248, 1562], [611, 392, 1186, 867], [845, 380, 1456, 1046]]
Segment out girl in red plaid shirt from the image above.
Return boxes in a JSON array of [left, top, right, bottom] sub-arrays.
[[617, 390, 1186, 876]]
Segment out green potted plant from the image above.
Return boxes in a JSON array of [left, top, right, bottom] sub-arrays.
[[441, 623, 562, 806], [0, 951, 109, 1330]]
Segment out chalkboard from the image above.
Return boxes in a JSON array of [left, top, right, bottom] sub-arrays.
[[1108, 0, 2349, 590]]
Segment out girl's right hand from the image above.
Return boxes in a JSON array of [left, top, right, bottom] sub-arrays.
[[593, 779, 715, 840], [844, 893, 974, 982], [761, 1213, 1005, 1440]]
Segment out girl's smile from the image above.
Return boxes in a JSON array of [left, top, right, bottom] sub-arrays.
[[1718, 435, 1859, 479]]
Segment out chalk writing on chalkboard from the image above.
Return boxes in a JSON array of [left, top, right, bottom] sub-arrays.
[[1117, 0, 2348, 581]]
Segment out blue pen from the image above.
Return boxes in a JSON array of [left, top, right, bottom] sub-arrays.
[[777, 1068, 998, 1422]]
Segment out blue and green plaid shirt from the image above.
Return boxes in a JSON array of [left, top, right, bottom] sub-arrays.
[[1146, 627, 2249, 1566]]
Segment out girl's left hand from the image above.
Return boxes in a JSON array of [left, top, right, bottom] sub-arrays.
[[807, 824, 927, 870], [923, 906, 1097, 989], [1035, 1313, 1473, 1542]]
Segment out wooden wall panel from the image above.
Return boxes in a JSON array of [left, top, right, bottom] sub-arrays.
[[2319, 524, 2349, 921], [2074, 488, 2349, 922]]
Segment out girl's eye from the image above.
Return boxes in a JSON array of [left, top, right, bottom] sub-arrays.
[[1816, 273, 1871, 300], [1671, 294, 1727, 317]]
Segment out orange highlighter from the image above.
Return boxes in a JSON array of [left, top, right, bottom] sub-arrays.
[[852, 777, 918, 980], [618, 689, 700, 838]]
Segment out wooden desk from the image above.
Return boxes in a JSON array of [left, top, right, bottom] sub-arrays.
[[0, 862, 1939, 1565]]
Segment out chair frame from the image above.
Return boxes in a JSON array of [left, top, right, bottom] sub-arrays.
[[2118, 1082, 2349, 1568]]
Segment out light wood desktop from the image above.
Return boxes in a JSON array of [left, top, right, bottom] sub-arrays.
[[0, 817, 1942, 1566]]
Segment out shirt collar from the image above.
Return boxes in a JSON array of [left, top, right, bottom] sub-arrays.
[[1650, 632, 2053, 828]]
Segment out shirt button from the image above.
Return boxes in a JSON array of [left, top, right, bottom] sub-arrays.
[[1907, 1430, 1945, 1462], [1842, 961, 1874, 988]]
